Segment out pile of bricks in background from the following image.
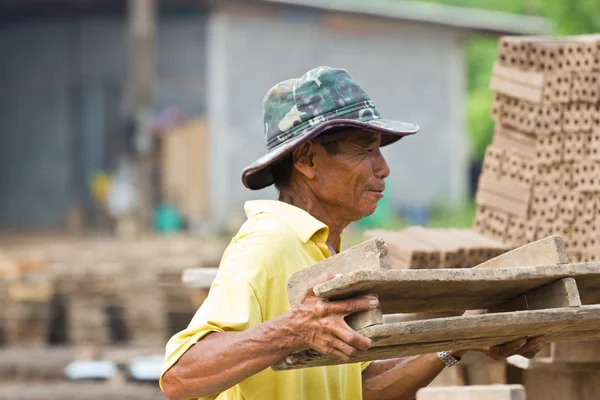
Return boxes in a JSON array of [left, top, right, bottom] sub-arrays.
[[0, 235, 226, 350], [475, 34, 600, 262], [364, 227, 511, 269], [0, 383, 164, 400]]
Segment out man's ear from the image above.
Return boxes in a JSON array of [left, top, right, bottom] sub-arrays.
[[293, 142, 317, 180]]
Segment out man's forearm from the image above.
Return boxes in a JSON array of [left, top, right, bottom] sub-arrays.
[[162, 313, 300, 400], [362, 351, 465, 400]]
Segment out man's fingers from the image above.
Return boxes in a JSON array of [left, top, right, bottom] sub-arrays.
[[330, 337, 364, 359], [518, 336, 546, 359], [331, 323, 373, 352], [312, 339, 354, 363], [480, 338, 527, 360], [325, 296, 379, 316], [494, 338, 528, 358], [306, 273, 337, 295]]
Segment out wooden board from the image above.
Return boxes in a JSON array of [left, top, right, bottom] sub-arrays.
[[475, 236, 569, 269], [311, 263, 600, 313], [417, 384, 526, 400], [287, 237, 389, 307], [273, 306, 600, 370], [489, 278, 580, 313], [287, 237, 389, 330]]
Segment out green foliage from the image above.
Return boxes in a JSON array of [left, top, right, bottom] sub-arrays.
[[427, 201, 477, 228]]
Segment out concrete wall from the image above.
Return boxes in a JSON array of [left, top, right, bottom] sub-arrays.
[[208, 6, 470, 229], [0, 11, 208, 229]]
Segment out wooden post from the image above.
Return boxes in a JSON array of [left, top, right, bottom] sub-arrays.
[[128, 0, 157, 233]]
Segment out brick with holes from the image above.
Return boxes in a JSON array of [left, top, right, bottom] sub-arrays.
[[563, 132, 588, 162], [535, 134, 563, 165], [588, 129, 600, 161]]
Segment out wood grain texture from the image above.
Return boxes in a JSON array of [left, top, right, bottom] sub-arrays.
[[417, 384, 526, 400], [475, 235, 569, 269], [490, 277, 581, 313], [287, 237, 389, 330], [287, 237, 390, 307], [272, 306, 600, 371], [311, 263, 600, 313]]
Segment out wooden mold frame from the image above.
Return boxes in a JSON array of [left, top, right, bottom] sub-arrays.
[[274, 236, 600, 371]]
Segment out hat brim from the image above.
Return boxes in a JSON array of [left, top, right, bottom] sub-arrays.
[[242, 118, 419, 190]]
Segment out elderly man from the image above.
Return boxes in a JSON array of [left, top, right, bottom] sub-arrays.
[[161, 67, 544, 400]]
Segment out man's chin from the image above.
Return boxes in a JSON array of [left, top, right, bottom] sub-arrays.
[[361, 202, 379, 218]]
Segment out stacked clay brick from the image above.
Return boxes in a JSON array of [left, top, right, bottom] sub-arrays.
[[474, 34, 600, 262], [364, 227, 511, 269], [0, 236, 225, 348]]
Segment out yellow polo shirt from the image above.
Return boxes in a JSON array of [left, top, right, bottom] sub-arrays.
[[161, 200, 370, 400]]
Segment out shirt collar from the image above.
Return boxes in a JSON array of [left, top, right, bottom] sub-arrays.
[[244, 200, 331, 245]]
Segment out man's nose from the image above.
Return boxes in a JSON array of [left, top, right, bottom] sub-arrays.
[[374, 149, 390, 180]]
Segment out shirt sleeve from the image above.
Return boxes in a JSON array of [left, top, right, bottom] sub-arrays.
[[360, 361, 374, 373], [159, 266, 263, 393]]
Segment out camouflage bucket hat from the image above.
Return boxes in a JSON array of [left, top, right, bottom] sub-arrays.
[[242, 66, 419, 190]]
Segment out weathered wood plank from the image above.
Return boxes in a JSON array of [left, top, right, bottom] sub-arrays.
[[273, 306, 600, 370], [311, 263, 600, 314], [287, 237, 390, 306], [490, 278, 581, 313], [475, 236, 569, 269], [417, 384, 526, 400], [287, 237, 389, 330]]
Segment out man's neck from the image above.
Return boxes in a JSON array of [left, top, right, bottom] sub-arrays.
[[279, 186, 349, 252]]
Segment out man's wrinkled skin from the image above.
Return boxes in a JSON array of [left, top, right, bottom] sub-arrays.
[[162, 129, 545, 400]]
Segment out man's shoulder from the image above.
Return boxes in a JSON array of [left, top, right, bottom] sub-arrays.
[[221, 212, 301, 270], [235, 210, 299, 246]]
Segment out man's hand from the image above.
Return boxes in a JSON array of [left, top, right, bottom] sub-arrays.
[[477, 336, 546, 360], [460, 309, 547, 360], [288, 273, 376, 362]]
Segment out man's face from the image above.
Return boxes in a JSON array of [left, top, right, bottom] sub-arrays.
[[309, 129, 391, 221]]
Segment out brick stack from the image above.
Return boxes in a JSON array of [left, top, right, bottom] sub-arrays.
[[0, 254, 53, 347], [0, 235, 226, 348], [475, 34, 600, 262], [364, 227, 511, 269]]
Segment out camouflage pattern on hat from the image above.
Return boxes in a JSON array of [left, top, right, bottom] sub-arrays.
[[242, 66, 419, 190], [263, 67, 381, 150]]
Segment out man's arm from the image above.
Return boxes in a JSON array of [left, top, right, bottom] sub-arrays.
[[361, 337, 546, 400], [162, 273, 377, 400]]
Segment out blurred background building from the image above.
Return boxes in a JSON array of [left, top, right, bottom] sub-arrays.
[[2, 1, 600, 399], [0, 0, 549, 232]]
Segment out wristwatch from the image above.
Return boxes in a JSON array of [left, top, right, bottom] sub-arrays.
[[436, 351, 461, 367]]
